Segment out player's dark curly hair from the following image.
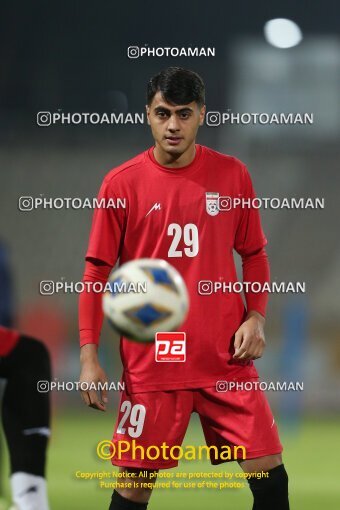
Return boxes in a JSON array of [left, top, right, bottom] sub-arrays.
[[147, 67, 205, 107]]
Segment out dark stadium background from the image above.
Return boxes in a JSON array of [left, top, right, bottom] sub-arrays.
[[0, 1, 339, 509]]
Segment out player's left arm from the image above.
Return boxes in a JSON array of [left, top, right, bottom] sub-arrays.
[[233, 164, 269, 360]]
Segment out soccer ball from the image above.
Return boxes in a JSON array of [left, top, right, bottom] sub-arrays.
[[103, 258, 189, 342]]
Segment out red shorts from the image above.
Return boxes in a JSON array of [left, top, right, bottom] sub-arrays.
[[111, 382, 282, 470]]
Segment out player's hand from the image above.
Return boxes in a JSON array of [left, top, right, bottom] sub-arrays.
[[79, 344, 109, 411], [233, 311, 266, 360]]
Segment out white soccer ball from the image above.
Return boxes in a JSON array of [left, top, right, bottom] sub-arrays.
[[103, 258, 189, 342]]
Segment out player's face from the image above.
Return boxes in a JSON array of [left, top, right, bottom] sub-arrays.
[[146, 92, 205, 157]]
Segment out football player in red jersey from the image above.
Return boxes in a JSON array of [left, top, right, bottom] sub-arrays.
[[79, 67, 289, 510], [0, 326, 51, 510]]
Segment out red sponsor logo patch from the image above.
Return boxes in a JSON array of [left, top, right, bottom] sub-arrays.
[[155, 332, 186, 362]]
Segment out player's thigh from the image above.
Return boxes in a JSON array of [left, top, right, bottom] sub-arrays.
[[196, 384, 282, 463], [239, 453, 283, 473], [111, 387, 193, 469]]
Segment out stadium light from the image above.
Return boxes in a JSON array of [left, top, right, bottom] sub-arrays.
[[264, 18, 303, 49]]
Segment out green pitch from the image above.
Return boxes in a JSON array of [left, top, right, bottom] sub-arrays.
[[1, 411, 339, 509]]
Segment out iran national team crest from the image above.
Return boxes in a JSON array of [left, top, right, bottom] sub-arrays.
[[205, 192, 232, 216], [206, 192, 220, 216]]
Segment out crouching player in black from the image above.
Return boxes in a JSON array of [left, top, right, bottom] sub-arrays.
[[0, 326, 51, 510]]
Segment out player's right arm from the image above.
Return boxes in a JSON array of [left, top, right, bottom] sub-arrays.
[[79, 259, 112, 411], [79, 343, 108, 411], [78, 174, 126, 411]]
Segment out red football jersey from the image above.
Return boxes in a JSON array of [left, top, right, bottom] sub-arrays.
[[86, 145, 267, 393], [0, 326, 20, 357]]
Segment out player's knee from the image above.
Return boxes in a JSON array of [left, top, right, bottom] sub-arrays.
[[19, 336, 51, 377], [24, 336, 50, 365], [248, 464, 289, 507]]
